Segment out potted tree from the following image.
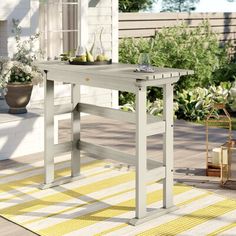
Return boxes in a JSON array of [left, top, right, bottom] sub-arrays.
[[0, 19, 43, 114]]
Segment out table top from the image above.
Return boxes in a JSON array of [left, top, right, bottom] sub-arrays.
[[36, 61, 194, 92], [37, 61, 193, 80]]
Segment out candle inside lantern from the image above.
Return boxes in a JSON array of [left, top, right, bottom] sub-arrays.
[[212, 147, 228, 165]]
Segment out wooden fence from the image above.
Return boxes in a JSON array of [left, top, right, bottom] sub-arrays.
[[119, 12, 236, 45]]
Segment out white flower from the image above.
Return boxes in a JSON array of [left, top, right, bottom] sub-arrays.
[[13, 61, 22, 68], [23, 43, 31, 51], [2, 60, 12, 72], [0, 59, 43, 88], [31, 70, 43, 85], [0, 21, 42, 89], [24, 65, 32, 74]]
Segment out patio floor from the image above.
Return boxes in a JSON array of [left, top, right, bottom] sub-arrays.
[[0, 115, 236, 235]]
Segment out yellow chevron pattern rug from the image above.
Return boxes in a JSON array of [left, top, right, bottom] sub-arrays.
[[0, 155, 236, 236]]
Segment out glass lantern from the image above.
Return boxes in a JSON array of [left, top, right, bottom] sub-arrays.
[[206, 103, 232, 177], [221, 140, 236, 187]]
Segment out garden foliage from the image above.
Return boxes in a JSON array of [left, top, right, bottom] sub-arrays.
[[121, 99, 179, 119], [120, 21, 230, 91], [119, 0, 157, 12], [119, 21, 235, 121], [175, 83, 231, 121], [122, 83, 231, 121]]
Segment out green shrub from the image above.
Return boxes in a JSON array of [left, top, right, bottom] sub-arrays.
[[119, 86, 163, 105], [172, 88, 211, 121], [228, 82, 236, 111], [119, 21, 231, 105], [151, 22, 230, 90], [119, 91, 135, 106], [175, 83, 231, 121], [121, 99, 179, 118], [212, 63, 236, 85], [121, 83, 231, 121]]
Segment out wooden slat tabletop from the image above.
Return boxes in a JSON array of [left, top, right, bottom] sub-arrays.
[[37, 61, 193, 82]]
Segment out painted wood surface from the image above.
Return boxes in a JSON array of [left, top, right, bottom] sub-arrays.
[[38, 62, 193, 82], [119, 12, 236, 46]]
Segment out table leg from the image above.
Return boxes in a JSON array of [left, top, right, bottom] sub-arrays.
[[163, 83, 174, 208], [71, 84, 81, 177], [135, 85, 147, 219], [44, 78, 55, 184]]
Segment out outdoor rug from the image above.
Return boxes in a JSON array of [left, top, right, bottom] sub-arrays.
[[0, 155, 236, 236]]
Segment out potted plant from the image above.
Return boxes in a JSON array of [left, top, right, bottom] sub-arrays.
[[0, 19, 43, 114]]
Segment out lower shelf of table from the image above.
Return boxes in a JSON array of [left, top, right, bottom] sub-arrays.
[[207, 163, 220, 177]]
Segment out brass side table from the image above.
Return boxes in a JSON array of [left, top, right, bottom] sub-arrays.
[[206, 103, 232, 177], [221, 140, 236, 188]]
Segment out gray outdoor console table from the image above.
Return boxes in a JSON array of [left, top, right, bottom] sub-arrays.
[[38, 61, 193, 225]]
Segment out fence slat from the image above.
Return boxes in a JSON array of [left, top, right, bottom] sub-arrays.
[[119, 12, 236, 45], [119, 19, 236, 30], [119, 12, 236, 21]]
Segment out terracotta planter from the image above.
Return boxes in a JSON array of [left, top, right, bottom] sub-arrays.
[[5, 83, 33, 114]]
